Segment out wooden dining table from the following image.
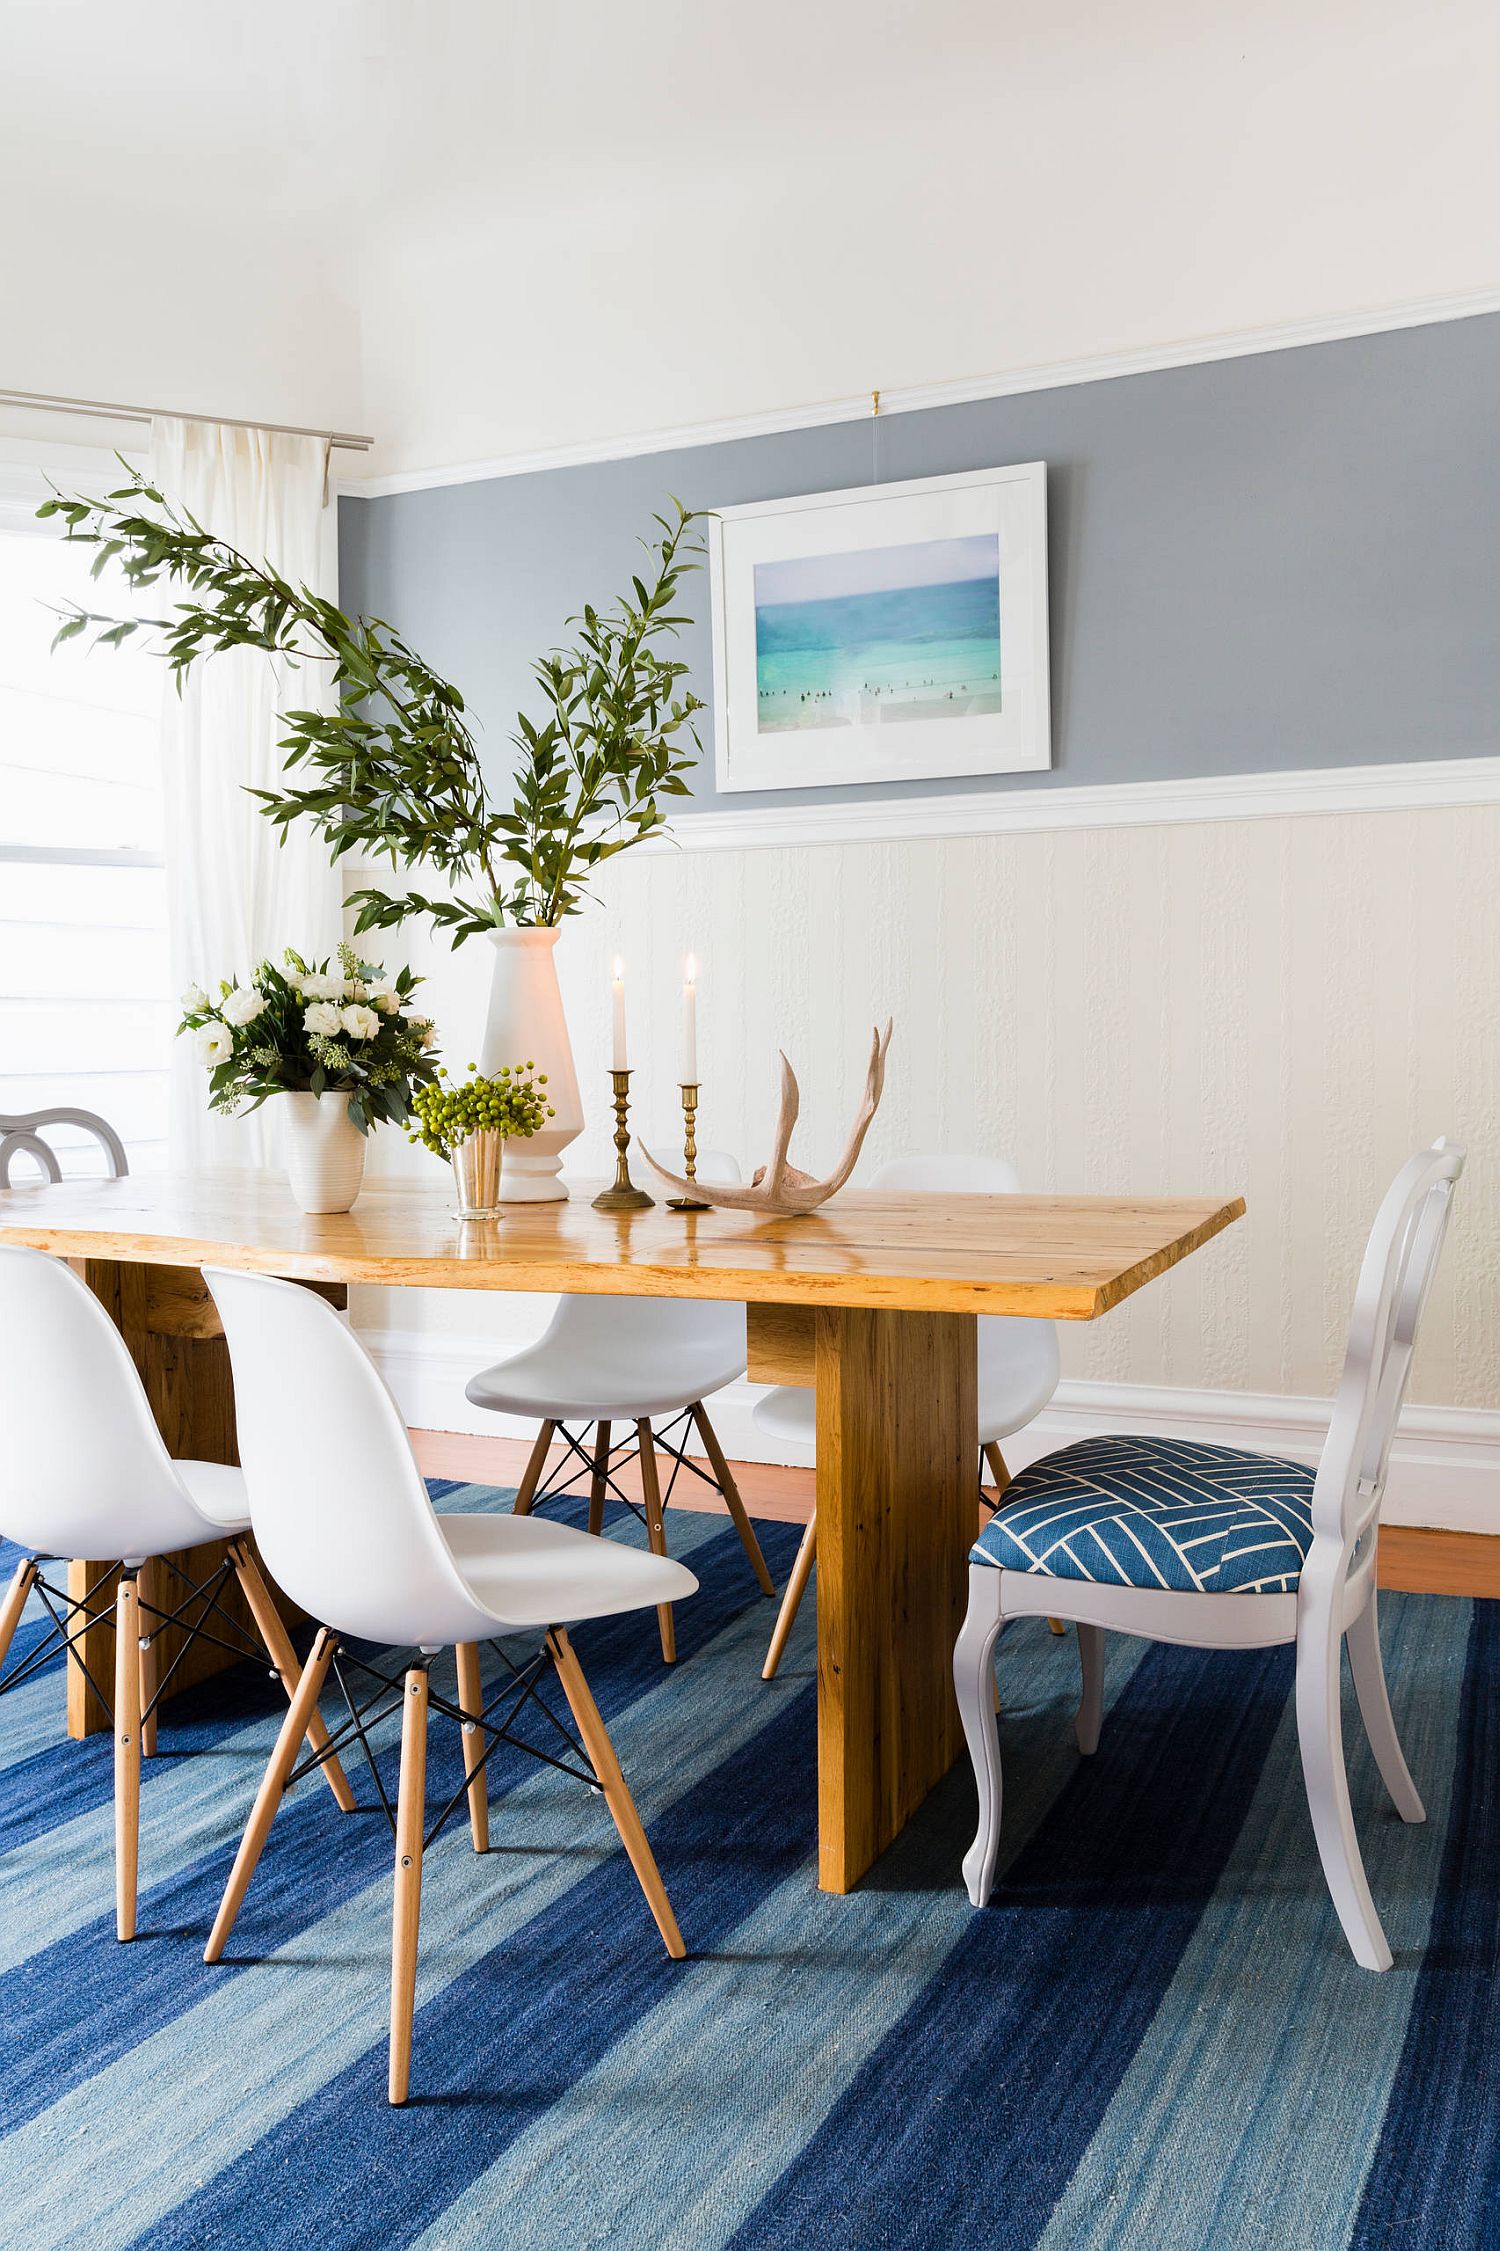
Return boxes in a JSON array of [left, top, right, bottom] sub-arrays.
[[0, 1170, 1243, 1891]]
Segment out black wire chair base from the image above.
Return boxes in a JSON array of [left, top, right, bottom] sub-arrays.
[[287, 1637, 602, 1855], [525, 1411, 721, 1529], [0, 1553, 269, 1730]]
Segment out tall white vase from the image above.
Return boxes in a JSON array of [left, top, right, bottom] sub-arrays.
[[478, 928, 583, 1201], [279, 1091, 367, 1214]]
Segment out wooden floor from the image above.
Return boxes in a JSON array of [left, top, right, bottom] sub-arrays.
[[410, 1429, 1500, 1598]]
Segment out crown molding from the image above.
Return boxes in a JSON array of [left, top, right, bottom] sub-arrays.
[[631, 756, 1500, 856], [337, 284, 1500, 501]]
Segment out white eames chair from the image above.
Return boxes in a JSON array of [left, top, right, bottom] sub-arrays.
[[0, 1247, 353, 1941], [757, 1154, 1061, 1679], [465, 1150, 773, 1665], [955, 1139, 1465, 1971], [202, 1265, 697, 2105]]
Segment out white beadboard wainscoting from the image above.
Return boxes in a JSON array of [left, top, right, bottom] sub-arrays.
[[349, 793, 1500, 1532]]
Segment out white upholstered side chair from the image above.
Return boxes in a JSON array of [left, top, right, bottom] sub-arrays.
[[758, 1153, 1061, 1679], [955, 1139, 1465, 1971], [203, 1265, 697, 2106], [465, 1150, 773, 1665], [0, 1247, 353, 1941]]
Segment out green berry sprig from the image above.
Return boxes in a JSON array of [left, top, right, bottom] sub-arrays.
[[408, 1061, 555, 1161]]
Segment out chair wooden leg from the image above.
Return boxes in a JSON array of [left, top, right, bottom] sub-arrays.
[[635, 1420, 676, 1664], [1075, 1623, 1105, 1753], [204, 1628, 338, 1964], [389, 1665, 430, 2106], [955, 1568, 1005, 1907], [762, 1509, 817, 1681], [228, 1540, 355, 1813], [587, 1419, 611, 1538], [547, 1626, 685, 1960], [1295, 1595, 1392, 1970], [1346, 1590, 1424, 1822], [114, 1573, 142, 1942], [455, 1641, 490, 1852], [0, 1555, 38, 1673], [692, 1404, 775, 1595], [512, 1421, 556, 1517], [137, 1556, 160, 1757]]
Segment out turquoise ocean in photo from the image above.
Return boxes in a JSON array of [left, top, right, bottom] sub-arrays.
[[754, 532, 1002, 733]]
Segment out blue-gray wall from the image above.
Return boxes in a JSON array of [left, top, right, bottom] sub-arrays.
[[339, 312, 1500, 814]]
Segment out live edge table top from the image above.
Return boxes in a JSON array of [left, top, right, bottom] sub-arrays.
[[0, 1171, 1245, 1321]]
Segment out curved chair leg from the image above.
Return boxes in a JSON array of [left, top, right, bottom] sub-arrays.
[[692, 1404, 775, 1595], [455, 1641, 490, 1851], [228, 1539, 355, 1813], [1075, 1623, 1105, 1754], [587, 1420, 611, 1538], [389, 1665, 430, 2106], [1346, 1590, 1424, 1822], [762, 1509, 816, 1681], [636, 1421, 676, 1663], [114, 1573, 142, 1942], [955, 1566, 1005, 1907], [547, 1627, 686, 1959], [204, 1628, 338, 1963], [512, 1421, 557, 1517], [1294, 1596, 1392, 1970], [0, 1555, 38, 1674]]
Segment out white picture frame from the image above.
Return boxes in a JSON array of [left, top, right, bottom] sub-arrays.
[[708, 461, 1049, 795]]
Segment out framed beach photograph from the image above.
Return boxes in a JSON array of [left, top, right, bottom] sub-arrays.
[[708, 461, 1049, 794]]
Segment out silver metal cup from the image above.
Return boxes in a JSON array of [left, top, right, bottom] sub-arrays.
[[450, 1128, 505, 1218]]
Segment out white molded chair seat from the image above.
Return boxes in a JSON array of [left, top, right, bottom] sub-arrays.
[[463, 1149, 773, 1664], [0, 1246, 353, 1942], [756, 1153, 1062, 1678], [203, 1264, 698, 2105], [955, 1139, 1465, 1973]]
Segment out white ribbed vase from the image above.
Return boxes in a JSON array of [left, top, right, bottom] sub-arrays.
[[478, 928, 583, 1202], [279, 1092, 368, 1215]]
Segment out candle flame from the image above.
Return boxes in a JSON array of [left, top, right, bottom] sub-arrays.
[[685, 953, 697, 983], [612, 956, 624, 980]]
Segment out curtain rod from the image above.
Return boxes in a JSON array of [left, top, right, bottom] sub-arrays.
[[0, 386, 373, 453]]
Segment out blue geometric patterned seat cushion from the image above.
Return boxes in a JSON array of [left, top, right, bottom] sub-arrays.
[[971, 1434, 1318, 1594]]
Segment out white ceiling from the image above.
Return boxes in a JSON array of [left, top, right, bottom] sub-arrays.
[[4, 0, 1498, 479]]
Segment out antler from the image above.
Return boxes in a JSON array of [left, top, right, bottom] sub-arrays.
[[638, 1020, 894, 1217]]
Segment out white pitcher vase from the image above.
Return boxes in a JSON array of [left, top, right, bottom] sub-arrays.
[[478, 928, 583, 1201], [279, 1091, 368, 1215]]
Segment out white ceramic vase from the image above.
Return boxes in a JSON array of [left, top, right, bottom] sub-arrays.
[[478, 928, 583, 1201], [279, 1091, 368, 1215]]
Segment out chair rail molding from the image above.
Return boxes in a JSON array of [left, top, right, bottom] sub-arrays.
[[362, 1324, 1500, 1538]]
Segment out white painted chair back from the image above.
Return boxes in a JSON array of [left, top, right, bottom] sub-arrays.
[[0, 1246, 210, 1563], [205, 1266, 490, 1646], [1311, 1138, 1465, 1551], [0, 1106, 128, 1187], [534, 1150, 747, 1389]]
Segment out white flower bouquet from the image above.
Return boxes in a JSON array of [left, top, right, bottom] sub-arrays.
[[177, 944, 442, 1133]]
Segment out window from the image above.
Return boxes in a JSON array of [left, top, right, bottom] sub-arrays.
[[0, 515, 173, 1177]]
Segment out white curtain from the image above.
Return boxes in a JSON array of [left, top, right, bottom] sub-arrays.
[[151, 417, 344, 1168]]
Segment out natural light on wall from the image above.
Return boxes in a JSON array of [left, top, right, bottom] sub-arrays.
[[0, 521, 171, 1175]]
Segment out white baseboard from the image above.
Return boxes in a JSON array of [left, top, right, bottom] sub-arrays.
[[362, 1325, 1500, 1538]]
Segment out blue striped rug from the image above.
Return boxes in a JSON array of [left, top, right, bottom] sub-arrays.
[[0, 1484, 1495, 2251]]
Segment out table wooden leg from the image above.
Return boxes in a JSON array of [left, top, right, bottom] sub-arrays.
[[814, 1305, 976, 1893]]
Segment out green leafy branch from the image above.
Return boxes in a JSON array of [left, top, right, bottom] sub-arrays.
[[38, 468, 706, 942]]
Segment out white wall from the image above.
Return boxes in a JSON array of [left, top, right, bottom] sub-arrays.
[[3, 3, 1498, 482]]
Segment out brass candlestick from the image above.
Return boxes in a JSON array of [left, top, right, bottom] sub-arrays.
[[592, 1070, 655, 1212], [666, 1082, 711, 1211]]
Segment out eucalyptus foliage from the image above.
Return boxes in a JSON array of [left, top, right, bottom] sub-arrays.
[[38, 469, 706, 942]]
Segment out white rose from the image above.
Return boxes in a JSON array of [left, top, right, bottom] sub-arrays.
[[222, 986, 267, 1027], [196, 1025, 233, 1066], [366, 981, 401, 1013], [421, 1023, 439, 1051], [341, 1003, 381, 1041], [181, 983, 209, 1013], [302, 972, 341, 1002], [303, 1001, 344, 1037]]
